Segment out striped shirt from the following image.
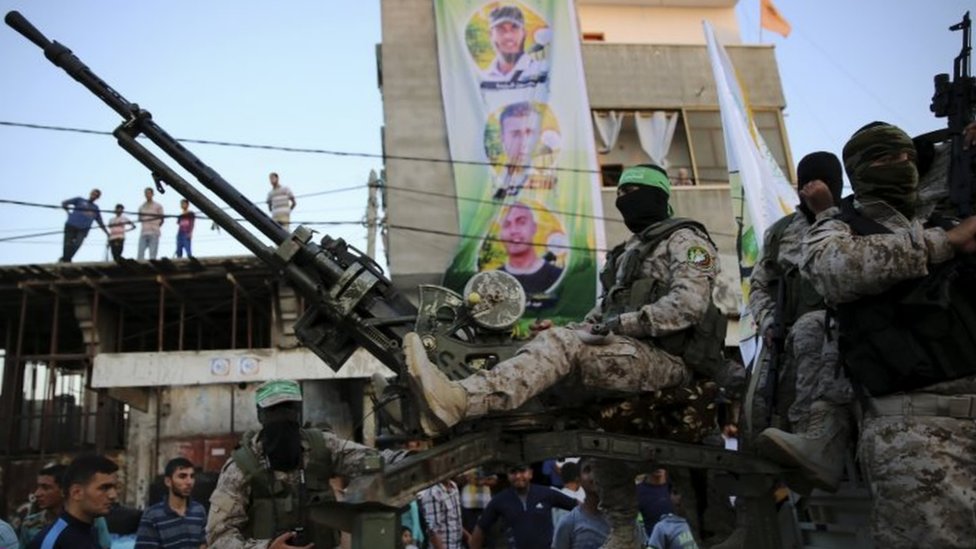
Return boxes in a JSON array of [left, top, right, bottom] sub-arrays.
[[134, 499, 206, 548], [419, 481, 464, 549], [267, 185, 294, 221]]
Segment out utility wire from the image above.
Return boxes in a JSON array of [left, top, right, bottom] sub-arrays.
[[0, 120, 605, 175]]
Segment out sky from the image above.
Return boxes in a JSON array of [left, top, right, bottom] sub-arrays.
[[0, 0, 971, 267]]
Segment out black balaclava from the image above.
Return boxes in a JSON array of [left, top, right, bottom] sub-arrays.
[[615, 164, 673, 234], [842, 121, 919, 218], [258, 402, 303, 471], [616, 186, 671, 233], [796, 151, 844, 222]]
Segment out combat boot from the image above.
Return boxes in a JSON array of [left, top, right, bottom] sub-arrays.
[[404, 332, 468, 435], [756, 401, 850, 492]]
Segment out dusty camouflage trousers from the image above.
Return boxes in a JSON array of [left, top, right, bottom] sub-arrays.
[[786, 310, 853, 426], [859, 413, 976, 547], [458, 326, 691, 416]]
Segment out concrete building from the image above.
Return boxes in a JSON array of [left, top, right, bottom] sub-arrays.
[[379, 0, 793, 317], [0, 257, 389, 513]]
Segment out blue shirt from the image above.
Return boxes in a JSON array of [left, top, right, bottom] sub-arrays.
[[637, 482, 673, 536], [134, 499, 206, 549], [647, 515, 698, 549], [478, 484, 577, 549], [63, 197, 104, 230], [552, 506, 610, 549], [27, 512, 100, 549]]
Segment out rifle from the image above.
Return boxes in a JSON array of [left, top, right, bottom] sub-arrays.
[[762, 277, 787, 426], [929, 11, 976, 217]]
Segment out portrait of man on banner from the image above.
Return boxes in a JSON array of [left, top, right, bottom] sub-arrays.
[[478, 200, 567, 309], [466, 2, 551, 108], [485, 101, 561, 200]]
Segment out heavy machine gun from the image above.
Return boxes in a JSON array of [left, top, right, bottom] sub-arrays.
[[928, 11, 976, 216], [4, 11, 786, 548]]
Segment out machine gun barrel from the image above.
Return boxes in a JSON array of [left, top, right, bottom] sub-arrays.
[[5, 10, 417, 375]]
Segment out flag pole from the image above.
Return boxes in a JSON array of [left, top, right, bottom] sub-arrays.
[[758, 0, 763, 43]]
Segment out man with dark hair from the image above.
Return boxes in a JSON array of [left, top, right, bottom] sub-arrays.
[[750, 151, 855, 492], [481, 6, 547, 85], [206, 379, 396, 549], [135, 457, 206, 548], [60, 188, 109, 262], [498, 202, 562, 295], [28, 454, 118, 549], [469, 464, 577, 549], [552, 459, 609, 549], [800, 121, 976, 546], [18, 464, 67, 546], [408, 164, 733, 547]]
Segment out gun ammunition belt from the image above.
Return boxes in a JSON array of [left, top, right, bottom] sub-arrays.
[[867, 394, 976, 419]]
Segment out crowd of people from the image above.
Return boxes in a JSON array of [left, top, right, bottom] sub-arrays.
[[57, 172, 296, 264]]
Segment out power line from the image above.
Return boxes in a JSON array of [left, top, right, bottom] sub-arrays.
[[0, 120, 605, 175]]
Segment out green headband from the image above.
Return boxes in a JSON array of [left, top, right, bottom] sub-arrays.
[[618, 166, 672, 195], [255, 379, 303, 408]]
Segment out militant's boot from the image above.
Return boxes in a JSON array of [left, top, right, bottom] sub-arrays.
[[404, 332, 468, 435], [756, 401, 851, 492]]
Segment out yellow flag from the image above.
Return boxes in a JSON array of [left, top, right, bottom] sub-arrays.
[[761, 0, 791, 38]]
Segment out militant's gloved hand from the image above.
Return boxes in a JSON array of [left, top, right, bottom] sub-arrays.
[[591, 312, 643, 338]]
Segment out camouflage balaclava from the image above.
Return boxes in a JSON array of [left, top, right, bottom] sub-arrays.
[[796, 151, 844, 222], [842, 122, 919, 218]]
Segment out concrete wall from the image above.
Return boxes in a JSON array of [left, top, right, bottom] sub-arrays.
[[577, 3, 741, 45], [380, 0, 786, 297]]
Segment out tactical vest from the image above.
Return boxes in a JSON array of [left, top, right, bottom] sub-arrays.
[[833, 199, 976, 396], [232, 429, 337, 547], [763, 213, 826, 327], [600, 218, 727, 377]]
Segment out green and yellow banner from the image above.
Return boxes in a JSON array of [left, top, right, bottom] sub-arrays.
[[435, 0, 605, 327]]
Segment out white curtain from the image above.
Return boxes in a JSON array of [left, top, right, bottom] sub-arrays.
[[592, 111, 625, 153], [634, 110, 679, 169]]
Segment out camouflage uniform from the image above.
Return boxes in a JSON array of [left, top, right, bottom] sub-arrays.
[[458, 226, 718, 415], [456, 226, 717, 549], [206, 429, 384, 549], [803, 197, 976, 546]]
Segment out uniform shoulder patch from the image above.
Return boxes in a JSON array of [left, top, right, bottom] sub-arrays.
[[687, 245, 714, 269]]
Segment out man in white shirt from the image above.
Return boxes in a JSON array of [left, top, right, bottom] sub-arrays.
[[137, 187, 164, 260], [266, 172, 296, 230]]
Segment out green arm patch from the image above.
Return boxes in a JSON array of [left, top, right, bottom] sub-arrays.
[[687, 245, 714, 269]]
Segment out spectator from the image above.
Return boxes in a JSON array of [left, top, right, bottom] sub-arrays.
[[458, 468, 493, 547], [135, 457, 206, 548], [552, 459, 609, 549], [27, 454, 119, 549], [400, 526, 419, 549], [674, 168, 694, 186], [18, 464, 67, 547], [137, 187, 164, 260], [175, 199, 195, 259], [468, 463, 577, 549], [637, 469, 674, 538], [551, 461, 585, 528], [266, 172, 296, 230], [60, 189, 108, 262], [0, 518, 19, 549], [646, 487, 699, 549], [419, 479, 466, 549], [107, 204, 136, 262]]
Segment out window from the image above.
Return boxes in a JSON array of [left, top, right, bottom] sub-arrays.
[[600, 163, 623, 188]]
